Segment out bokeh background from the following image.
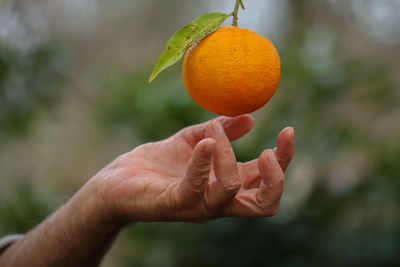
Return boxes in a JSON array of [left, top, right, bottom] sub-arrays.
[[1, 0, 400, 266]]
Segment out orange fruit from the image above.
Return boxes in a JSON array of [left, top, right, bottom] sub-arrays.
[[182, 26, 281, 117]]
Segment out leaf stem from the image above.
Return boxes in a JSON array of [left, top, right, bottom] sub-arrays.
[[231, 0, 245, 27]]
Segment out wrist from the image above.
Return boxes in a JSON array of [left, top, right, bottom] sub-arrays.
[[65, 179, 124, 235]]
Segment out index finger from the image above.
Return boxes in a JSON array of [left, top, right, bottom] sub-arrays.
[[205, 119, 242, 209], [177, 115, 253, 148]]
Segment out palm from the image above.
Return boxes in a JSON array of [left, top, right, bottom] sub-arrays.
[[138, 140, 264, 214], [134, 137, 255, 187], [100, 115, 294, 223]]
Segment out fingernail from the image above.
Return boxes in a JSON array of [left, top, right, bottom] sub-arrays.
[[212, 120, 224, 135], [203, 139, 216, 154], [289, 127, 295, 138], [281, 126, 294, 135]]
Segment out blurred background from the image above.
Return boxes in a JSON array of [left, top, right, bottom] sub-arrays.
[[1, 0, 400, 266]]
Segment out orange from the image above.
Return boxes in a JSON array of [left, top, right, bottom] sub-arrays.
[[182, 26, 281, 117]]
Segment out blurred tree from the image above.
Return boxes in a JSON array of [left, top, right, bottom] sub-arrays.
[[0, 44, 67, 139], [1, 1, 400, 267]]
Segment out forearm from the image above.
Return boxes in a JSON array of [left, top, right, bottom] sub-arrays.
[[0, 181, 122, 267]]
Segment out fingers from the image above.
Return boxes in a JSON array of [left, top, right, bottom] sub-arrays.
[[178, 115, 253, 148], [177, 138, 216, 204], [221, 115, 253, 141], [205, 120, 242, 210], [220, 150, 284, 218], [184, 127, 292, 219], [257, 149, 284, 208], [274, 127, 295, 173], [238, 160, 260, 189], [239, 127, 295, 189]]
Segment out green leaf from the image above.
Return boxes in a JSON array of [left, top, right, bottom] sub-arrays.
[[148, 12, 231, 83]]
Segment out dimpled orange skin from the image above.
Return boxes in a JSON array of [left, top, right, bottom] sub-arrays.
[[182, 26, 281, 117]]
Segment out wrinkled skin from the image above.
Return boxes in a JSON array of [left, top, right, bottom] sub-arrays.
[[0, 115, 295, 267], [95, 115, 295, 224]]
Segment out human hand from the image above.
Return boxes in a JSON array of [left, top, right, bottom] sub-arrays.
[[92, 115, 295, 224]]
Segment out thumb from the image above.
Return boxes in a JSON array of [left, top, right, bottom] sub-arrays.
[[177, 138, 216, 205]]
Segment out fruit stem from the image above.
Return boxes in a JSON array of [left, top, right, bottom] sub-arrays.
[[232, 0, 245, 27]]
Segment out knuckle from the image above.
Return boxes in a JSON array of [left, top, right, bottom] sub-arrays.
[[202, 198, 219, 219], [221, 145, 233, 157], [175, 131, 188, 143], [231, 177, 242, 190], [179, 179, 205, 207], [278, 156, 290, 165], [189, 178, 207, 195], [222, 178, 242, 198], [272, 172, 285, 188], [193, 157, 211, 172]]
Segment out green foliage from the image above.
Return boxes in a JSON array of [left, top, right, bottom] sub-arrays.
[[0, 44, 68, 139], [149, 13, 230, 82], [1, 1, 400, 267], [0, 183, 54, 236], [99, 65, 211, 141]]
